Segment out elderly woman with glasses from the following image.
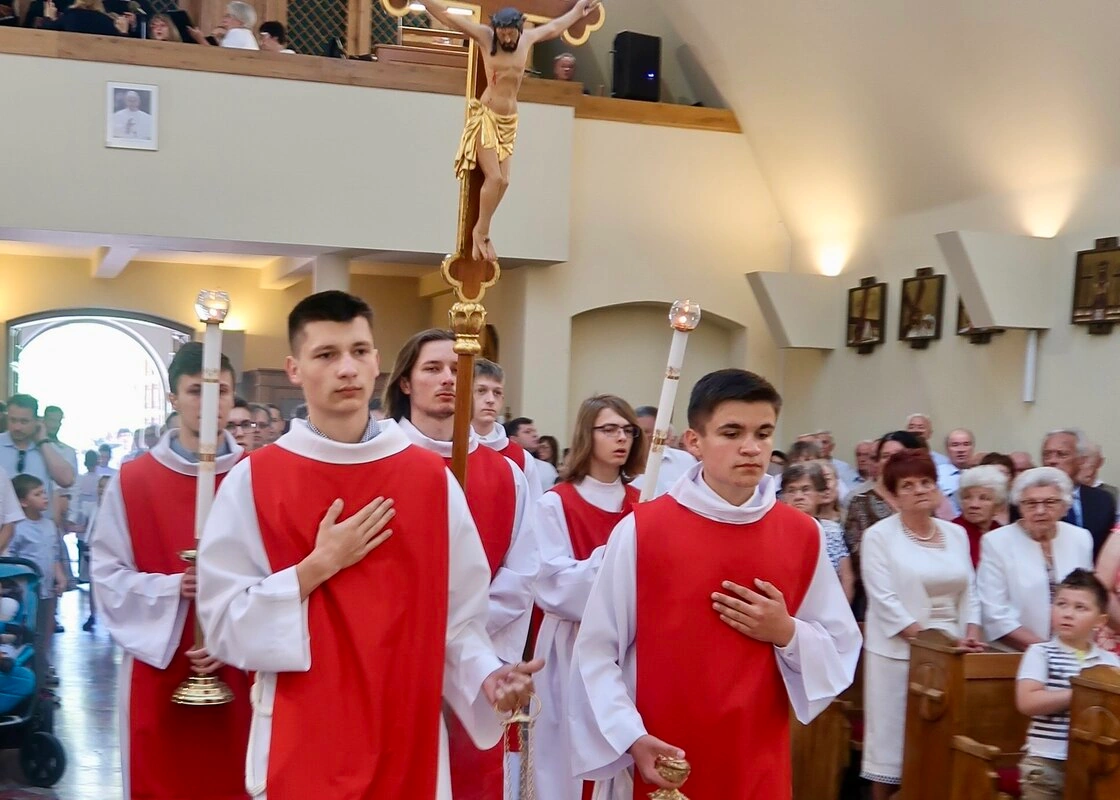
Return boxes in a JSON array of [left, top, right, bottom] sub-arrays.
[[977, 467, 1094, 650], [780, 462, 854, 602], [952, 465, 1010, 567], [859, 449, 982, 798]]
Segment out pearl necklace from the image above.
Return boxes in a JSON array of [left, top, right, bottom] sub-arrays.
[[901, 520, 940, 546]]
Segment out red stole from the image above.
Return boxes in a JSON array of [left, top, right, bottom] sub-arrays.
[[119, 453, 251, 800], [552, 481, 640, 560], [443, 444, 517, 800], [553, 480, 639, 800], [499, 439, 526, 471], [632, 498, 819, 800], [250, 445, 449, 800]]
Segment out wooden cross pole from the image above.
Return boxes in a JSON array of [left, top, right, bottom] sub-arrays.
[[380, 0, 604, 486]]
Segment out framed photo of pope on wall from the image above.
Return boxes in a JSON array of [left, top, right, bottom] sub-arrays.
[[106, 82, 158, 151]]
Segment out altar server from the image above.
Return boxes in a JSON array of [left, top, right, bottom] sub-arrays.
[[533, 394, 645, 800], [197, 292, 538, 800], [90, 342, 251, 800], [569, 369, 861, 799], [385, 329, 538, 800], [472, 357, 543, 503]]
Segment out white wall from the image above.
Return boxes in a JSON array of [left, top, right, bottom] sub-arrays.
[[566, 303, 736, 441], [503, 117, 788, 438], [0, 53, 572, 262], [778, 168, 1120, 482]]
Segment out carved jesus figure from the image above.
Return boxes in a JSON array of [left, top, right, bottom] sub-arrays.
[[423, 0, 601, 263]]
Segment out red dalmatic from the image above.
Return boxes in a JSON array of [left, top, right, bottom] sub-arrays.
[[120, 454, 251, 800], [250, 444, 450, 800], [552, 481, 640, 560], [498, 439, 526, 471], [632, 497, 819, 800], [444, 445, 517, 800]]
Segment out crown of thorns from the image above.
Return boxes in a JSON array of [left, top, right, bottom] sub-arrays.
[[490, 7, 525, 30]]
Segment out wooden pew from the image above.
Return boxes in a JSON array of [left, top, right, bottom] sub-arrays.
[[1066, 663, 1120, 799], [949, 736, 1013, 800], [899, 630, 1027, 800], [791, 699, 851, 800]]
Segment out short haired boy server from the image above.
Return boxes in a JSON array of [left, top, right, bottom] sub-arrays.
[[197, 292, 536, 800], [90, 343, 252, 800], [569, 370, 862, 798]]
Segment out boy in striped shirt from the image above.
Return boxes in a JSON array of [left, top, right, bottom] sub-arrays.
[[1015, 568, 1120, 799]]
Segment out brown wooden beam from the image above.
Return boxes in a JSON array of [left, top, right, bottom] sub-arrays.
[[346, 0, 372, 57]]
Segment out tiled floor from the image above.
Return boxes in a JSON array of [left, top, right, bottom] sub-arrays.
[[0, 588, 122, 800]]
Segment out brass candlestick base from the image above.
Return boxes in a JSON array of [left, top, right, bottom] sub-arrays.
[[171, 549, 234, 707], [649, 756, 691, 800], [171, 675, 235, 706]]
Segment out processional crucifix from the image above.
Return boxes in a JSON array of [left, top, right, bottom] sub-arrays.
[[380, 0, 605, 484]]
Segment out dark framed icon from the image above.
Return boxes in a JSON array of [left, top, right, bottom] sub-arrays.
[[1072, 242, 1120, 334], [847, 278, 887, 354], [898, 268, 945, 349]]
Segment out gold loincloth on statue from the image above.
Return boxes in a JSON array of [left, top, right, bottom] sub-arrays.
[[454, 99, 519, 180]]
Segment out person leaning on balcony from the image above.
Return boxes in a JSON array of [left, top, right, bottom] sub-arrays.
[[189, 0, 258, 49]]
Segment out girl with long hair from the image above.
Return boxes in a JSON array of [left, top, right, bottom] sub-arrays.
[[531, 394, 647, 800]]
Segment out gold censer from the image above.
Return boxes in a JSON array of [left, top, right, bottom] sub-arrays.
[[648, 756, 691, 800]]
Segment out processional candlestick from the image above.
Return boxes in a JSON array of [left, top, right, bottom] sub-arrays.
[[639, 300, 702, 503], [171, 290, 235, 707]]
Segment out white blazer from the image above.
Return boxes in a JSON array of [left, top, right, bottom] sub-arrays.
[[861, 515, 981, 659], [977, 521, 1094, 642]]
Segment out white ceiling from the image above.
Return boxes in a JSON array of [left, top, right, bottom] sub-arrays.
[[656, 0, 1120, 241]]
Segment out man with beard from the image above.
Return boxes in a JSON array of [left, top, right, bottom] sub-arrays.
[[421, 0, 600, 263]]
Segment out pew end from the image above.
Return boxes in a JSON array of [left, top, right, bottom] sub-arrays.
[[791, 699, 851, 800], [900, 629, 1027, 800], [1067, 663, 1120, 799], [949, 736, 1014, 800]]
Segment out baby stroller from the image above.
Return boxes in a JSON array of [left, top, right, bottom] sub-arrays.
[[0, 557, 66, 787]]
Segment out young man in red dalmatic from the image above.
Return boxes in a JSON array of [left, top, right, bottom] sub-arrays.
[[471, 358, 543, 504], [90, 343, 252, 800], [385, 330, 539, 800], [196, 292, 540, 800], [569, 369, 863, 800]]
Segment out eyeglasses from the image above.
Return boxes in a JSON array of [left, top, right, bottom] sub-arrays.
[[16, 450, 26, 473], [1020, 499, 1065, 511], [592, 424, 640, 439], [226, 421, 261, 432]]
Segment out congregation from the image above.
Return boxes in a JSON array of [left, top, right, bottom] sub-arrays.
[[2, 0, 584, 73], [0, 291, 1117, 800]]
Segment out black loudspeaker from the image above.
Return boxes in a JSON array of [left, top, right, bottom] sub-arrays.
[[612, 31, 661, 103]]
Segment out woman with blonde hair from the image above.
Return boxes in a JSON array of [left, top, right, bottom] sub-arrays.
[[531, 394, 646, 800], [148, 13, 182, 41]]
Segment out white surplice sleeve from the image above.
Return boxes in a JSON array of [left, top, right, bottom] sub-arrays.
[[443, 471, 506, 749], [486, 461, 538, 664], [569, 517, 646, 781], [89, 476, 188, 669], [534, 492, 606, 622], [521, 455, 544, 506], [196, 460, 310, 673], [776, 524, 862, 724]]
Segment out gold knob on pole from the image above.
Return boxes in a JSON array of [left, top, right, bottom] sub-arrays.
[[171, 550, 234, 707]]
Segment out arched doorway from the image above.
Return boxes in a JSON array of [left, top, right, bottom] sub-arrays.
[[7, 310, 193, 461]]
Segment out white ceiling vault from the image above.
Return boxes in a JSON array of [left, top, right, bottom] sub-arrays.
[[655, 0, 1120, 241]]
